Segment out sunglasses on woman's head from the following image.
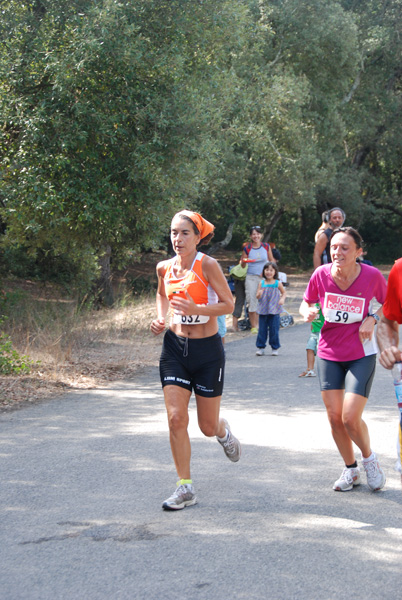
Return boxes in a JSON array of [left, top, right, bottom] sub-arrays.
[[250, 226, 261, 233]]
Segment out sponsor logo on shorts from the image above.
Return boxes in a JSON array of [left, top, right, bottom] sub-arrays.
[[164, 376, 190, 385], [195, 384, 214, 393]]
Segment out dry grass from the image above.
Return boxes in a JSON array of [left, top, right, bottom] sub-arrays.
[[0, 287, 163, 410]]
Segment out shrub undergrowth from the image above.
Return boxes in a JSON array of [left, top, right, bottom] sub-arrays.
[[0, 317, 35, 374], [0, 282, 155, 378]]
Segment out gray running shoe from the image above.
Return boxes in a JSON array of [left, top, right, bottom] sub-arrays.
[[362, 453, 386, 491], [217, 419, 241, 462], [256, 348, 265, 356], [333, 466, 361, 491], [162, 484, 197, 511]]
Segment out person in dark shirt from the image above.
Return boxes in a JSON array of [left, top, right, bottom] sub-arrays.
[[313, 208, 346, 269]]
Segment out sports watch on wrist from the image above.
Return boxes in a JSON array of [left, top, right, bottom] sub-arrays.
[[368, 313, 380, 323]]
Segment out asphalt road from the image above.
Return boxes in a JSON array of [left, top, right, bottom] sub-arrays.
[[1, 322, 402, 600]]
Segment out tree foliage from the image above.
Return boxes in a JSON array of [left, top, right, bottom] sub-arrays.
[[0, 0, 401, 294]]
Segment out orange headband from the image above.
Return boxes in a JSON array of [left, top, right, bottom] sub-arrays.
[[177, 210, 215, 239]]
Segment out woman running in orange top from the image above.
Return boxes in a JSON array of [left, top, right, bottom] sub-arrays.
[[150, 210, 241, 510]]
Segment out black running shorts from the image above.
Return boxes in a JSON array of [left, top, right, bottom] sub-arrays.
[[159, 329, 225, 398], [316, 354, 376, 397]]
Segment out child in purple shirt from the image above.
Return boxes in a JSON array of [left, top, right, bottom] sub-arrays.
[[255, 262, 286, 356]]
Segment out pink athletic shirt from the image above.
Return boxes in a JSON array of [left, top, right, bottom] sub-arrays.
[[303, 263, 387, 361]]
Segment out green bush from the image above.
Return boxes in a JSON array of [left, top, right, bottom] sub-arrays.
[[0, 317, 34, 375], [0, 243, 100, 295]]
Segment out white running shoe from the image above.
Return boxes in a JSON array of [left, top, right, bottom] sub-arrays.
[[271, 350, 279, 356], [162, 483, 197, 510], [362, 453, 386, 491], [217, 419, 241, 462], [333, 466, 361, 491], [256, 349, 265, 356]]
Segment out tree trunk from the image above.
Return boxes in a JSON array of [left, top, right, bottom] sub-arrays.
[[97, 245, 114, 307], [298, 207, 310, 269], [262, 208, 285, 242], [353, 125, 386, 168], [207, 221, 235, 256]]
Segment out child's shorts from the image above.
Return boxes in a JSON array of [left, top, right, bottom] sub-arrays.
[[217, 314, 227, 338], [306, 331, 320, 355]]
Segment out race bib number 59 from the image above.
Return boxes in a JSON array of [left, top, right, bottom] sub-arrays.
[[323, 292, 365, 324]]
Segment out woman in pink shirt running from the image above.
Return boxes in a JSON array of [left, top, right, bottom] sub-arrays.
[[300, 227, 387, 493]]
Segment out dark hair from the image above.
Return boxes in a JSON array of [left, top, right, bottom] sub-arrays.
[[197, 232, 214, 247], [330, 226, 363, 249], [249, 226, 262, 235], [272, 247, 281, 262], [261, 261, 279, 280], [177, 214, 214, 247]]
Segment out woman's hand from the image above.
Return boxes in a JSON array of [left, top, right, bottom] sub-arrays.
[[358, 316, 375, 344], [150, 317, 166, 336], [378, 315, 401, 369], [299, 301, 319, 323], [170, 291, 198, 316], [379, 346, 402, 369], [278, 282, 286, 306], [304, 307, 319, 322]]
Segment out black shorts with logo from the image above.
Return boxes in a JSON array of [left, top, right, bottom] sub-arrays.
[[159, 329, 225, 398], [316, 354, 376, 397]]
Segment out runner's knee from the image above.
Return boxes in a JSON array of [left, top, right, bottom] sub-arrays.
[[198, 419, 219, 437], [167, 409, 189, 434]]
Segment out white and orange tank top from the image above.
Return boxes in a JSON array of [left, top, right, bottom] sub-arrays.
[[164, 252, 218, 306]]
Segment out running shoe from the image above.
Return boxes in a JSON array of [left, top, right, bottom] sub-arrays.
[[162, 483, 197, 511], [250, 327, 258, 334], [217, 419, 241, 462], [271, 350, 279, 356], [256, 348, 265, 356], [362, 453, 386, 491], [333, 466, 361, 491]]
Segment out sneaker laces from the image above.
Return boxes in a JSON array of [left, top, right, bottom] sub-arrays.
[[173, 485, 187, 498], [178, 483, 193, 493], [340, 468, 354, 484], [364, 460, 378, 477], [223, 432, 236, 455]]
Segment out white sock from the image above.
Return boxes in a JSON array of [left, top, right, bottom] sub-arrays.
[[362, 451, 375, 462], [217, 428, 229, 442]]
